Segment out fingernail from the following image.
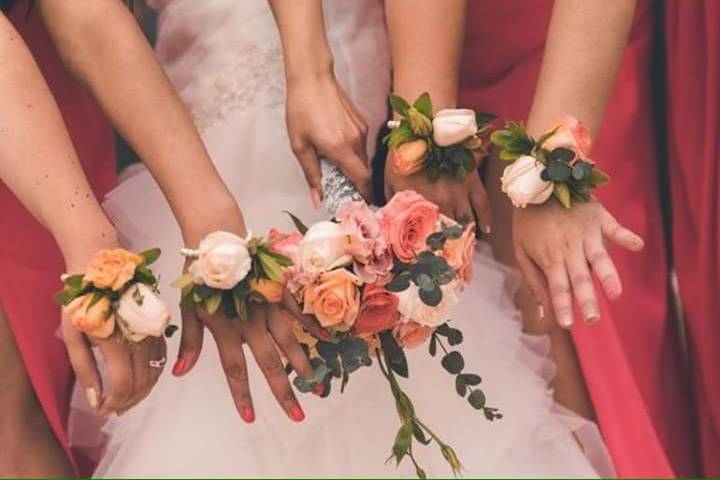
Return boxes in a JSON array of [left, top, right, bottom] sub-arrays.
[[483, 225, 492, 235], [607, 286, 622, 300], [310, 188, 322, 209], [241, 406, 255, 423], [312, 383, 325, 396], [172, 357, 187, 376], [584, 307, 600, 324], [537, 304, 544, 320], [289, 403, 305, 422], [85, 387, 99, 409], [559, 315, 574, 329]]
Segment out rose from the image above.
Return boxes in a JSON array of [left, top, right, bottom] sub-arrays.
[[116, 283, 170, 342], [64, 294, 115, 339], [84, 249, 143, 291], [188, 231, 252, 290], [303, 269, 361, 331], [391, 139, 428, 176], [432, 109, 478, 147], [501, 155, 554, 208], [249, 278, 284, 303], [354, 284, 400, 335], [267, 228, 302, 265], [337, 202, 393, 283], [378, 190, 439, 263], [442, 221, 477, 283], [542, 115, 592, 159], [298, 221, 352, 274], [290, 319, 318, 352], [392, 321, 434, 349], [395, 281, 461, 327]]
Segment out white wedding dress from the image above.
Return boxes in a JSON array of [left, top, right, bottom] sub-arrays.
[[93, 0, 615, 477]]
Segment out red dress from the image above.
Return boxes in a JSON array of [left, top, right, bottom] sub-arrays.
[[0, 3, 115, 474], [459, 1, 698, 477], [664, 1, 720, 475]]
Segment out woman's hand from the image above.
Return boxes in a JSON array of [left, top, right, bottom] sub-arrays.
[[512, 199, 644, 328], [286, 74, 373, 204]]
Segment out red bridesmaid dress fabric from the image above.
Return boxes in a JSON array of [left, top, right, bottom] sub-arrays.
[[664, 0, 720, 476], [0, 2, 115, 474], [459, 1, 698, 477]]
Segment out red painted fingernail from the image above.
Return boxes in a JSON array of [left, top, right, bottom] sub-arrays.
[[312, 383, 325, 396], [241, 406, 255, 423], [172, 357, 187, 376], [289, 403, 305, 422]]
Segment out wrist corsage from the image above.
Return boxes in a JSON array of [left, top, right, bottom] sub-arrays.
[[55, 248, 171, 342], [172, 230, 293, 319], [490, 115, 610, 208], [385, 92, 496, 181]]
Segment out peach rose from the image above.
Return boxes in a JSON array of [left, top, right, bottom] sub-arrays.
[[84, 249, 143, 291], [303, 269, 361, 332], [392, 321, 433, 349], [442, 221, 477, 283], [249, 278, 284, 303], [354, 284, 400, 335], [392, 139, 428, 176], [542, 115, 592, 159], [64, 294, 115, 339], [379, 190, 440, 263]]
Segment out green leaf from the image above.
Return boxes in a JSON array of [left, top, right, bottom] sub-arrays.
[[180, 289, 195, 308], [550, 147, 576, 163], [498, 149, 523, 161], [387, 122, 416, 149], [546, 159, 572, 183], [380, 331, 409, 378], [443, 224, 464, 239], [234, 295, 247, 320], [317, 341, 342, 378], [468, 389, 487, 410], [447, 328, 463, 346], [426, 231, 446, 250], [54, 289, 76, 306], [171, 273, 195, 290], [534, 126, 559, 149], [590, 167, 611, 187], [429, 334, 438, 357], [283, 211, 308, 235], [205, 292, 223, 315], [196, 284, 214, 299], [475, 112, 497, 126], [414, 273, 435, 292], [258, 250, 284, 282], [419, 285, 442, 306], [412, 421, 431, 445], [490, 129, 514, 147], [441, 351, 465, 374], [389, 93, 410, 116], [553, 182, 572, 209], [87, 290, 105, 309], [260, 247, 294, 267], [392, 423, 413, 465], [164, 324, 179, 338], [64, 274, 84, 289], [461, 373, 482, 386], [572, 161, 593, 181], [138, 248, 161, 266], [412, 92, 433, 118], [134, 266, 157, 287], [455, 374, 467, 396], [386, 271, 411, 292]]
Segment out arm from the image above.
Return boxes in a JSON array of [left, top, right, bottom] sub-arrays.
[[513, 0, 644, 328], [269, 0, 372, 203]]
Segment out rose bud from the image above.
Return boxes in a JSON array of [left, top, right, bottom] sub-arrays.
[[64, 294, 115, 339], [391, 139, 428, 176], [298, 221, 352, 274], [116, 283, 171, 342], [432, 109, 478, 147], [541, 115, 592, 159], [188, 231, 252, 290], [249, 278, 284, 303], [407, 107, 433, 136], [501, 155, 554, 208]]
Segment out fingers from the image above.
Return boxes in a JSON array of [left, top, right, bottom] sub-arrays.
[[290, 140, 323, 207], [282, 291, 330, 340], [601, 210, 644, 252], [565, 242, 600, 324], [122, 337, 166, 414], [468, 173, 492, 235], [333, 149, 373, 203], [173, 306, 204, 377], [543, 258, 574, 329], [96, 334, 134, 417], [243, 306, 305, 422], [62, 319, 102, 411], [201, 310, 255, 423], [267, 304, 313, 379], [585, 231, 623, 300], [515, 250, 551, 321]]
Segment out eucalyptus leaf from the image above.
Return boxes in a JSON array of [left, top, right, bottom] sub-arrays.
[[468, 389, 487, 410], [386, 272, 411, 292], [441, 351, 465, 374], [412, 421, 431, 445], [426, 232, 446, 250], [163, 324, 179, 338], [455, 375, 467, 396], [550, 147, 576, 163], [461, 373, 482, 386], [476, 112, 497, 126], [196, 284, 214, 299], [419, 285, 442, 307], [429, 334, 437, 357], [380, 331, 409, 378], [546, 159, 572, 182]]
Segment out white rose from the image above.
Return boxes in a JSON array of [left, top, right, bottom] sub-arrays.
[[188, 231, 252, 289], [395, 282, 461, 328], [432, 109, 478, 147], [299, 221, 352, 274], [501, 155, 554, 208], [116, 283, 171, 342]]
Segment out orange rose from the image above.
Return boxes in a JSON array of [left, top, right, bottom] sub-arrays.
[[84, 249, 143, 291], [392, 139, 428, 176], [249, 278, 284, 303], [392, 321, 433, 349], [542, 115, 592, 160], [442, 221, 477, 283], [64, 294, 115, 339], [303, 269, 361, 332]]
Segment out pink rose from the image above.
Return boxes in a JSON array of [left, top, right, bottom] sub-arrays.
[[542, 115, 592, 160], [303, 269, 361, 332], [378, 190, 439, 263], [267, 228, 302, 265], [337, 202, 393, 283], [442, 221, 477, 283], [392, 321, 434, 349], [354, 284, 400, 335]]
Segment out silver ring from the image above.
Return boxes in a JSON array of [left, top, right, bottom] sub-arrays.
[[149, 358, 167, 369]]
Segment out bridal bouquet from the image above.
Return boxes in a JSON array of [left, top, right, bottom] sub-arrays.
[[275, 191, 500, 477]]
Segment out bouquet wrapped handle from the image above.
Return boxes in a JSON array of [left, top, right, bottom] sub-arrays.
[[320, 158, 364, 217]]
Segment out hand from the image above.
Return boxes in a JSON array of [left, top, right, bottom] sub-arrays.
[[512, 199, 644, 328], [286, 74, 372, 204], [384, 155, 492, 235]]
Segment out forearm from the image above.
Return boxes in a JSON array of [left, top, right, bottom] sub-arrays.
[[526, 0, 637, 138], [0, 14, 116, 270], [38, 0, 243, 244], [385, 0, 466, 110]]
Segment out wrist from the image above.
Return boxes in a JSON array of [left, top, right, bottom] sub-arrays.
[[60, 225, 121, 273], [178, 196, 247, 247], [285, 54, 335, 86]]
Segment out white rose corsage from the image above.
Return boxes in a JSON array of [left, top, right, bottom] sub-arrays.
[[172, 230, 293, 319]]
